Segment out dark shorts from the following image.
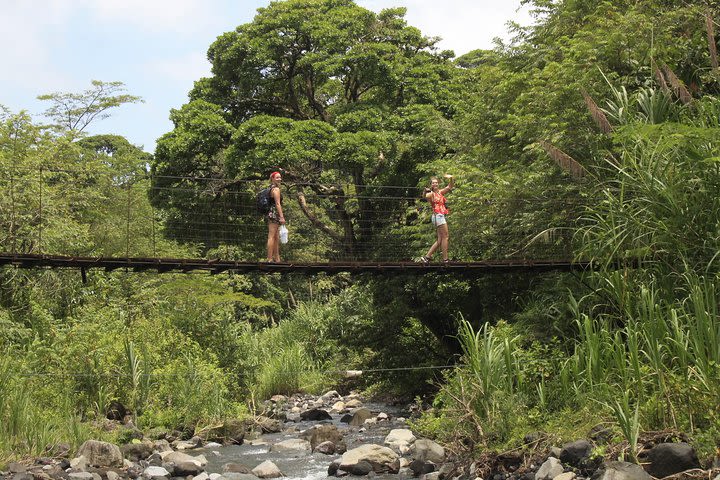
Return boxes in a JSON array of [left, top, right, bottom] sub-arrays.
[[266, 208, 281, 224]]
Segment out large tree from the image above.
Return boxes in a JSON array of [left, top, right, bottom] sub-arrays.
[[152, 0, 456, 258]]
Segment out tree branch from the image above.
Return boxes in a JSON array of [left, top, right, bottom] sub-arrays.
[[295, 188, 344, 243]]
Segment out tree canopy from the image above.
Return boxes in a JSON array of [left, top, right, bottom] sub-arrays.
[[153, 0, 457, 257]]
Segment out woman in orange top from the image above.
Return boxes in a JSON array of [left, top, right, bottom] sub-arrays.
[[420, 174, 454, 264]]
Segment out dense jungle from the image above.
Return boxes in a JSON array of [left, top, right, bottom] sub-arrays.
[[1, 0, 719, 478]]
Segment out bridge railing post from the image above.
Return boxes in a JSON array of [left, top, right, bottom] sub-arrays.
[[8, 164, 16, 255], [125, 179, 132, 259], [151, 180, 156, 258], [38, 166, 43, 255]]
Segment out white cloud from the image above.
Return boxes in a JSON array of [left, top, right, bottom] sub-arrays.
[[149, 51, 212, 84], [0, 4, 67, 93], [81, 0, 226, 35], [357, 0, 532, 55]]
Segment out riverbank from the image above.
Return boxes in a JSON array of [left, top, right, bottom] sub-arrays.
[[3, 391, 719, 480]]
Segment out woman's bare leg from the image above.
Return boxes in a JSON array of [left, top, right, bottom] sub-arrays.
[[273, 228, 281, 262], [267, 222, 279, 261], [426, 228, 441, 258], [438, 224, 449, 260]]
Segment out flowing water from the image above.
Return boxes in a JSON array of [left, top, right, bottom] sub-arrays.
[[199, 402, 410, 480]]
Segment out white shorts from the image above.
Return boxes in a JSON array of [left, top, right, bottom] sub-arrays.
[[431, 213, 447, 227]]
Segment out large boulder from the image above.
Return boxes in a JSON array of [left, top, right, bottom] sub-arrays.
[[121, 441, 154, 462], [349, 408, 374, 426], [560, 440, 594, 467], [321, 390, 341, 400], [315, 441, 336, 455], [143, 466, 170, 479], [301, 424, 344, 451], [339, 444, 400, 474], [70, 455, 88, 471], [175, 435, 203, 450], [161, 451, 207, 467], [645, 443, 700, 478], [174, 462, 204, 476], [255, 416, 282, 434], [413, 439, 445, 464], [153, 440, 172, 453], [200, 419, 247, 444], [252, 460, 283, 479], [592, 461, 652, 480], [76, 440, 123, 468], [409, 459, 436, 476], [345, 460, 374, 476], [384, 429, 416, 453], [300, 408, 332, 421], [535, 457, 564, 480], [269, 439, 311, 452]]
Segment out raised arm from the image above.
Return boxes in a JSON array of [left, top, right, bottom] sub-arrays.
[[440, 175, 454, 195]]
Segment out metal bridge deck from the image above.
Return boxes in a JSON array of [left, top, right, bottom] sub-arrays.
[[0, 253, 590, 274]]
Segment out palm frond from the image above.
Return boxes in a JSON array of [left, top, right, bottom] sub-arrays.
[[508, 227, 572, 256], [706, 12, 718, 70], [662, 65, 693, 104], [654, 66, 671, 96], [538, 141, 585, 179], [582, 90, 613, 133]]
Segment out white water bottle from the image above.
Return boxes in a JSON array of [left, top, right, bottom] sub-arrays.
[[279, 225, 288, 244]]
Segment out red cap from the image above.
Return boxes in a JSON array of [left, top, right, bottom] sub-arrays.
[[270, 171, 281, 180]]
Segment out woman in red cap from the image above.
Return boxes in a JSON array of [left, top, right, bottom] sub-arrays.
[[266, 171, 286, 262]]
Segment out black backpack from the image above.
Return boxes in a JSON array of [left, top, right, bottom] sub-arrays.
[[256, 186, 273, 215]]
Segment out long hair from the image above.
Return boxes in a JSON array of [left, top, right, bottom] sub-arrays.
[[422, 176, 438, 199]]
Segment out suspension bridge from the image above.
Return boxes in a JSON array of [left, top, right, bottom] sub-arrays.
[[0, 166, 587, 274]]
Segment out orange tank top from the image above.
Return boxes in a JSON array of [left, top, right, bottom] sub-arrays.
[[431, 191, 448, 215]]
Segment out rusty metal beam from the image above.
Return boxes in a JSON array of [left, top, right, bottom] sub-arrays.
[[0, 253, 595, 274]]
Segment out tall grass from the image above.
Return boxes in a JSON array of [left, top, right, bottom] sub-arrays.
[[233, 300, 346, 401], [0, 355, 96, 462], [438, 272, 720, 448], [252, 344, 313, 399], [608, 390, 641, 462], [458, 318, 520, 421], [124, 339, 152, 423]]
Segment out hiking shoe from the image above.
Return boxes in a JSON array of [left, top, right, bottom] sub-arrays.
[[419, 256, 430, 264]]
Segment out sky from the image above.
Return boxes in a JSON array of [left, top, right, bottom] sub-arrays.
[[0, 1, 533, 153]]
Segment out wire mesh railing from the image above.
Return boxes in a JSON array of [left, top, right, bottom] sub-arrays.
[[0, 165, 582, 263]]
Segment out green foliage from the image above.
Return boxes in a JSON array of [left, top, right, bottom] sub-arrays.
[[154, 0, 456, 258], [579, 119, 720, 271], [38, 80, 142, 137]]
